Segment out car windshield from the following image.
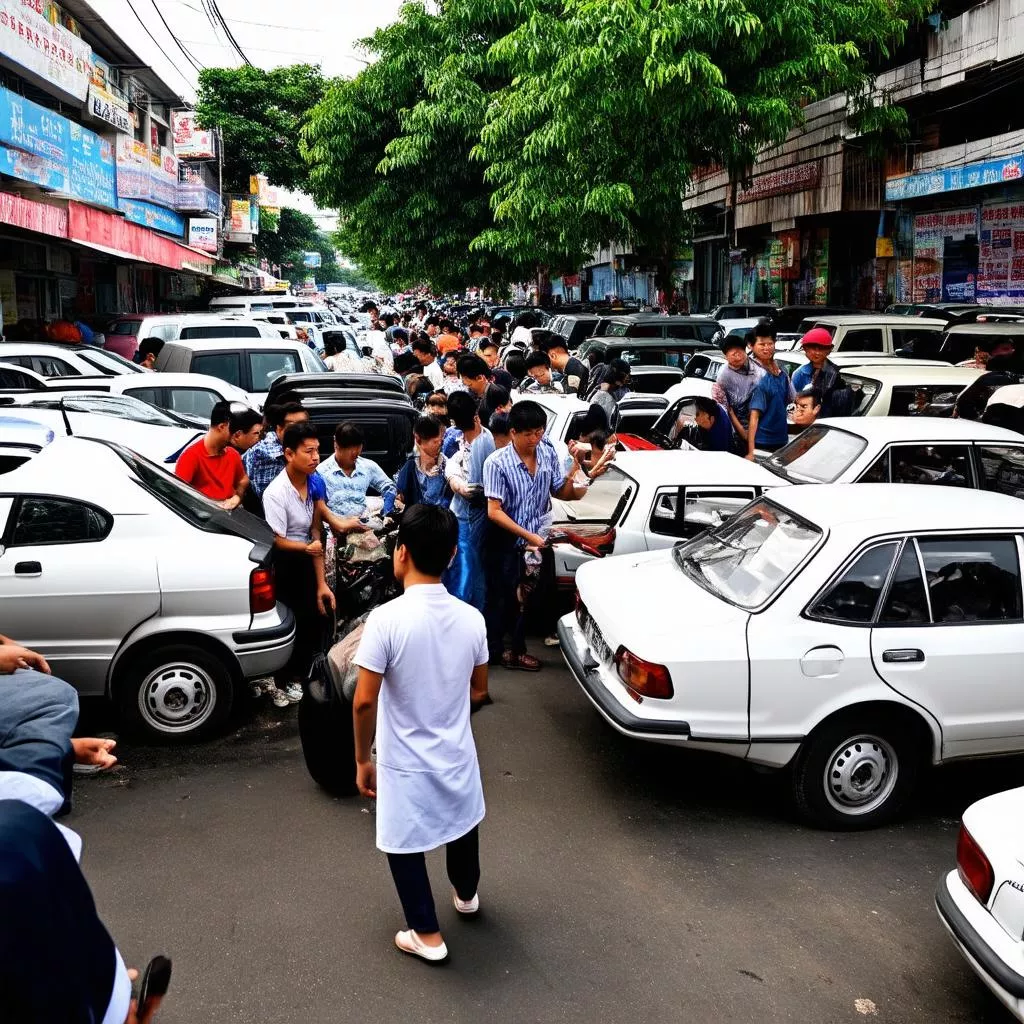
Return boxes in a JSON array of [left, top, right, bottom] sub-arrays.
[[76, 348, 145, 375], [56, 394, 189, 427], [557, 466, 633, 523], [108, 443, 221, 530], [765, 425, 868, 483], [674, 499, 821, 608]]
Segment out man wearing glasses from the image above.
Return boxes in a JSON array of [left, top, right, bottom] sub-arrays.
[[174, 400, 251, 509]]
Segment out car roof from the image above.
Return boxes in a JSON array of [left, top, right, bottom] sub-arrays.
[[945, 322, 1024, 334], [612, 449, 783, 485], [162, 338, 310, 352], [0, 342, 93, 355], [604, 314, 711, 325], [588, 337, 716, 347], [812, 415, 1022, 443], [771, 481, 1024, 531], [802, 315, 948, 327], [514, 391, 590, 413], [841, 364, 983, 383]]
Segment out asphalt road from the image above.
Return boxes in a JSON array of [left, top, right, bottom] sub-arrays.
[[72, 651, 1020, 1024]]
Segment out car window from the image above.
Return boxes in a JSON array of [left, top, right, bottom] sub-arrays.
[[696, 323, 722, 343], [674, 499, 821, 609], [299, 347, 326, 374], [605, 323, 629, 337], [32, 356, 80, 377], [60, 394, 186, 427], [77, 349, 143, 375], [976, 445, 1024, 498], [651, 487, 756, 538], [109, 321, 140, 335], [878, 542, 930, 624], [665, 325, 698, 340], [889, 445, 972, 487], [809, 542, 899, 623], [858, 449, 890, 482], [767, 426, 868, 483], [8, 496, 111, 546], [146, 323, 179, 341], [716, 307, 743, 319], [192, 353, 242, 388], [917, 536, 1023, 623], [180, 326, 262, 340], [0, 368, 39, 389], [846, 374, 883, 415], [891, 327, 942, 354], [889, 385, 963, 418], [685, 355, 712, 379], [167, 388, 219, 420], [121, 386, 161, 407], [626, 324, 662, 338], [611, 347, 687, 367], [838, 328, 884, 353], [248, 351, 301, 390]]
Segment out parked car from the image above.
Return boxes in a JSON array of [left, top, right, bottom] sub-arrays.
[[584, 314, 722, 346], [930, 322, 1024, 366], [155, 339, 326, 402], [0, 415, 55, 475], [0, 392, 201, 463], [699, 302, 776, 334], [794, 315, 948, 358], [936, 786, 1024, 1022], [577, 335, 716, 370], [95, 372, 255, 424], [0, 362, 50, 392], [843, 364, 983, 417], [264, 373, 417, 476], [0, 342, 145, 379], [0, 436, 295, 739], [550, 449, 781, 585], [548, 314, 603, 351], [561, 482, 1024, 828], [625, 365, 685, 395]]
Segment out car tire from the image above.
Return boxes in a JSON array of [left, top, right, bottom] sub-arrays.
[[118, 644, 233, 743], [790, 712, 922, 830]]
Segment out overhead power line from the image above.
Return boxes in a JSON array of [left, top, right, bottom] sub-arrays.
[[208, 0, 253, 66], [123, 0, 198, 91], [148, 0, 205, 73]]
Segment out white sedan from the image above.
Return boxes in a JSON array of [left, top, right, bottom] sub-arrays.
[[95, 372, 256, 422], [560, 483, 1024, 828], [937, 788, 1024, 1021]]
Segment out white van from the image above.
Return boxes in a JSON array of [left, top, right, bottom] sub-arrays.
[[209, 294, 317, 315]]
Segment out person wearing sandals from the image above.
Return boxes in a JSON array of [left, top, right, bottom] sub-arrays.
[[353, 505, 491, 963], [482, 400, 588, 671]]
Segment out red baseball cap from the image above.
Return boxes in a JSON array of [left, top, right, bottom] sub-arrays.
[[800, 327, 835, 349]]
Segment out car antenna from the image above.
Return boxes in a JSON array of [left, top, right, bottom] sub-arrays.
[[58, 396, 74, 437]]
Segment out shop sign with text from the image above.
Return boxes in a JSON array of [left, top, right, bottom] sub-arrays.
[[187, 216, 217, 252], [87, 82, 130, 133], [171, 110, 215, 160], [118, 197, 184, 237], [0, 188, 67, 236], [738, 162, 821, 204], [887, 154, 1024, 201], [0, 0, 92, 101]]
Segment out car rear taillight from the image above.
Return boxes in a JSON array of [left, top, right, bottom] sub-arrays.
[[614, 646, 673, 699], [250, 567, 276, 614], [957, 823, 994, 905]]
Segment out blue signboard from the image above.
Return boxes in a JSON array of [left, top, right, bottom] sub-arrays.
[[0, 85, 69, 191], [67, 121, 116, 210], [886, 154, 1024, 202], [118, 197, 185, 237]]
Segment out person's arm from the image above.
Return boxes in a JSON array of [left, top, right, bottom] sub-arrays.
[[370, 462, 397, 500], [311, 502, 335, 616], [728, 406, 747, 441], [265, 489, 321, 554], [173, 446, 196, 484], [351, 681, 381, 793], [553, 451, 586, 501], [746, 409, 761, 459], [470, 662, 490, 710], [487, 498, 546, 548]]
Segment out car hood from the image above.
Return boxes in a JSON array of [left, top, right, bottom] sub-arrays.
[[575, 548, 748, 660]]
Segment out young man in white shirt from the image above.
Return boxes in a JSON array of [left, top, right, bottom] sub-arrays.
[[353, 504, 491, 963]]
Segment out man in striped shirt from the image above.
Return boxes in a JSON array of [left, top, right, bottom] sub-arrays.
[[483, 400, 587, 670]]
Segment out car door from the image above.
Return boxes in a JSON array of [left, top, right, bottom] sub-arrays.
[[836, 327, 885, 354], [869, 534, 1024, 757], [747, 541, 897, 743], [647, 486, 758, 545], [0, 494, 160, 694]]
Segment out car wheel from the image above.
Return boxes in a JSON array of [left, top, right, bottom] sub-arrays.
[[119, 645, 233, 742], [790, 713, 922, 830]]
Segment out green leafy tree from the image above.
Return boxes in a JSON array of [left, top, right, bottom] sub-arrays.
[[301, 2, 539, 294], [252, 206, 348, 287], [474, 0, 932, 292], [196, 65, 327, 194]]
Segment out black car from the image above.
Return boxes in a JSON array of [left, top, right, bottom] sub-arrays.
[[596, 314, 723, 344], [266, 373, 417, 476], [576, 334, 716, 369]]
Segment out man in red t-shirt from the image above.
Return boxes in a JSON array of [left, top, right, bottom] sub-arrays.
[[175, 401, 249, 508]]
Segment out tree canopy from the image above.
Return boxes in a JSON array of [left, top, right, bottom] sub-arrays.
[[256, 207, 349, 287], [195, 65, 327, 194]]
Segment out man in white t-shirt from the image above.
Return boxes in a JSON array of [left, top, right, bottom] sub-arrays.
[[353, 504, 491, 963]]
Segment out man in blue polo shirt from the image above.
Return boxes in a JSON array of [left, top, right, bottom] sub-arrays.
[[482, 400, 588, 670], [746, 325, 795, 459], [692, 396, 734, 452]]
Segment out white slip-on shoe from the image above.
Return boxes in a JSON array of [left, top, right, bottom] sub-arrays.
[[453, 891, 480, 915], [395, 930, 448, 962]]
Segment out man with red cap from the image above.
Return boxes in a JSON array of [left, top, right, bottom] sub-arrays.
[[791, 327, 855, 417]]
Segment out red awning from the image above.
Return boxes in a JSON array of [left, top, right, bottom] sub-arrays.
[[67, 202, 215, 275], [0, 191, 68, 238]]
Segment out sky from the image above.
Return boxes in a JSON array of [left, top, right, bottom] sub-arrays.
[[89, 0, 405, 101]]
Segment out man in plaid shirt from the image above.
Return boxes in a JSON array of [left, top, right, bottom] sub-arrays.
[[243, 402, 309, 498]]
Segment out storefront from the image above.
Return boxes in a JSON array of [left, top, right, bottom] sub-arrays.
[[886, 153, 1024, 305]]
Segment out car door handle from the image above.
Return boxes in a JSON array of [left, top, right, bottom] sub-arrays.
[[14, 561, 41, 576], [882, 648, 924, 663]]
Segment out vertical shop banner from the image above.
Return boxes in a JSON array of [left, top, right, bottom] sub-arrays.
[[187, 217, 217, 252], [978, 203, 1024, 303], [115, 134, 150, 199], [230, 197, 250, 231], [171, 110, 215, 160], [0, 0, 92, 101], [912, 208, 978, 303], [67, 121, 115, 209], [149, 147, 177, 208]]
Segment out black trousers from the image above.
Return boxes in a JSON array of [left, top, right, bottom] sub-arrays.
[[386, 826, 480, 934], [483, 543, 525, 659], [273, 549, 321, 683]]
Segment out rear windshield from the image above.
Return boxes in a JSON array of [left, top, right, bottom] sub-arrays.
[[180, 326, 263, 339], [766, 425, 868, 483], [610, 346, 699, 367], [110, 443, 224, 531], [558, 466, 634, 524]]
